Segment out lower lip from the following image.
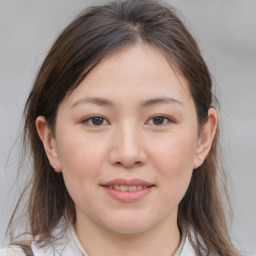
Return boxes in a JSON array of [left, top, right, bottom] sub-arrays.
[[102, 186, 154, 202]]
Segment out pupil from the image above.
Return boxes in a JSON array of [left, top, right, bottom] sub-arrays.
[[93, 117, 103, 125], [153, 117, 164, 125]]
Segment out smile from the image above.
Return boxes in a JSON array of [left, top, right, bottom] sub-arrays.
[[104, 185, 150, 191], [101, 179, 155, 202]]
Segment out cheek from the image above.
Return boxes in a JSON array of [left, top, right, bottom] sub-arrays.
[[152, 132, 197, 171], [149, 132, 197, 198], [55, 128, 108, 190], [56, 133, 109, 209]]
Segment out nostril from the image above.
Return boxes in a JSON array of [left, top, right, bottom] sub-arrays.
[[115, 161, 142, 168], [134, 161, 143, 166], [108, 146, 147, 168]]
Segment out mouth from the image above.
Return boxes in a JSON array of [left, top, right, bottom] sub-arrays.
[[102, 184, 154, 191], [101, 179, 155, 202]]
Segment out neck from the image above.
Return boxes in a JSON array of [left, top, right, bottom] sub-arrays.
[[74, 212, 181, 256]]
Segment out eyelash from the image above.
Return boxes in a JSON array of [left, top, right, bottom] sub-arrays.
[[81, 115, 174, 127], [147, 115, 174, 126], [82, 116, 109, 126]]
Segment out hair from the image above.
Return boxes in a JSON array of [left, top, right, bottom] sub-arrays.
[[7, 0, 240, 255]]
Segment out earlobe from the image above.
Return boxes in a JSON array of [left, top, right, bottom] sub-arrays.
[[35, 116, 61, 172], [193, 108, 218, 169]]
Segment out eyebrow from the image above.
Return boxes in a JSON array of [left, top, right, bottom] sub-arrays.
[[71, 96, 183, 108], [72, 97, 114, 108], [140, 97, 183, 107]]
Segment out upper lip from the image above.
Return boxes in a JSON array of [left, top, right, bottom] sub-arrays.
[[102, 178, 154, 187]]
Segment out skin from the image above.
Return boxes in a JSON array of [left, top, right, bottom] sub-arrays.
[[36, 44, 217, 256]]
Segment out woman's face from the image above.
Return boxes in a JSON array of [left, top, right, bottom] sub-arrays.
[[43, 44, 208, 235]]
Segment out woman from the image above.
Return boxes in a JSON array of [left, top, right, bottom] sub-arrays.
[[1, 0, 242, 255]]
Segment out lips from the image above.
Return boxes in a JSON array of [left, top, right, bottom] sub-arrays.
[[106, 185, 149, 191], [102, 178, 154, 191], [103, 178, 153, 187], [101, 178, 155, 202]]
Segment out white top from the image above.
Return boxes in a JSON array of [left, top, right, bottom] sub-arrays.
[[0, 219, 206, 256]]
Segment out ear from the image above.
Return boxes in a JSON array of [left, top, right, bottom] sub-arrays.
[[193, 108, 218, 169], [36, 116, 61, 172]]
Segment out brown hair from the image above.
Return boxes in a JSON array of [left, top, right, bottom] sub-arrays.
[[8, 0, 240, 255]]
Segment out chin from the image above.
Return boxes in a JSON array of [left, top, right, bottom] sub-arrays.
[[100, 213, 156, 235], [106, 223, 150, 235]]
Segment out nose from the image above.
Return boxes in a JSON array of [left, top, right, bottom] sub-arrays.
[[108, 123, 147, 168]]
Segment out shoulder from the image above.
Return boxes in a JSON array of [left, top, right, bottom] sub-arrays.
[[0, 246, 26, 256], [180, 235, 196, 256], [180, 229, 220, 256]]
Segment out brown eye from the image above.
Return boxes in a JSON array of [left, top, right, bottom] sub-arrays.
[[148, 115, 173, 126], [92, 116, 104, 125], [153, 116, 165, 125], [82, 116, 108, 126]]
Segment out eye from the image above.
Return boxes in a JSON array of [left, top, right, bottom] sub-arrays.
[[147, 115, 173, 126], [82, 116, 109, 126]]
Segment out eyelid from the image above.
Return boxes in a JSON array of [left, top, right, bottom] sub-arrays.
[[81, 115, 110, 126], [146, 114, 175, 126], [81, 114, 175, 127]]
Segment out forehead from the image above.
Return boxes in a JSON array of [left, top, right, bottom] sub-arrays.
[[63, 44, 193, 107]]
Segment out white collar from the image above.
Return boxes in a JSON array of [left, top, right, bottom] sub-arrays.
[[31, 218, 81, 256], [31, 218, 196, 256], [180, 236, 196, 256]]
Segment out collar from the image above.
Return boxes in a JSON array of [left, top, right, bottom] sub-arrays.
[[31, 218, 195, 256]]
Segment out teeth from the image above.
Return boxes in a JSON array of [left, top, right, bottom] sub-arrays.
[[109, 185, 148, 191], [129, 186, 137, 191], [120, 185, 128, 191]]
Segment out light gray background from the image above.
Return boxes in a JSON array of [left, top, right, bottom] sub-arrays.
[[0, 0, 255, 254]]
